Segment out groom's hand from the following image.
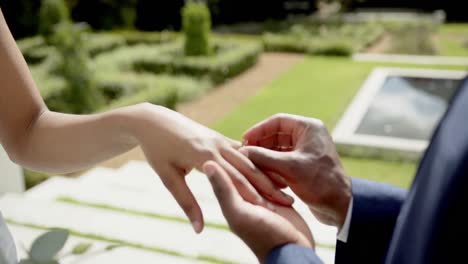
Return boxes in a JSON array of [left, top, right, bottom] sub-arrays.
[[203, 160, 314, 263], [241, 113, 351, 229]]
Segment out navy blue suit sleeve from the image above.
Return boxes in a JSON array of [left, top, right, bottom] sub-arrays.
[[335, 178, 407, 264], [266, 244, 323, 264]]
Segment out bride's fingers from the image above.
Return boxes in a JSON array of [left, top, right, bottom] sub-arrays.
[[264, 170, 288, 189], [221, 147, 293, 206], [215, 156, 269, 207], [159, 165, 204, 234]]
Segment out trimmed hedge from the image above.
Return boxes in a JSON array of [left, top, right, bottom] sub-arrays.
[[99, 73, 210, 110], [263, 23, 384, 56], [22, 32, 259, 114], [113, 30, 176, 45], [263, 33, 354, 56], [94, 40, 261, 84], [86, 33, 126, 57], [17, 31, 177, 64], [133, 41, 262, 84]]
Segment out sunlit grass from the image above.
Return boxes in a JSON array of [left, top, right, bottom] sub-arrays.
[[436, 23, 468, 57]]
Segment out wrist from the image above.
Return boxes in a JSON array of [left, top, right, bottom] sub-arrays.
[[308, 173, 351, 229], [109, 103, 165, 146], [331, 174, 352, 229]]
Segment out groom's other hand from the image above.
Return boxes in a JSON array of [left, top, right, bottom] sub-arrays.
[[241, 113, 351, 229], [203, 161, 314, 263]]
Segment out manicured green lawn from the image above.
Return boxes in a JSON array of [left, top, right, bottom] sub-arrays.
[[436, 23, 468, 57], [212, 56, 467, 189]]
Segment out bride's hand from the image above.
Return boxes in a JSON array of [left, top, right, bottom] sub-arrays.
[[129, 104, 294, 233]]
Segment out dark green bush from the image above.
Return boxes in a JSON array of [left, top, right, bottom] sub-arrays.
[[263, 33, 309, 53], [51, 23, 104, 114], [39, 0, 70, 37], [308, 40, 354, 56], [182, 2, 212, 56]]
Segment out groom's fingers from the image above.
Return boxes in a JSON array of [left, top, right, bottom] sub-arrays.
[[159, 166, 204, 234], [216, 157, 268, 207], [203, 161, 242, 217], [242, 114, 299, 148], [221, 147, 293, 206]]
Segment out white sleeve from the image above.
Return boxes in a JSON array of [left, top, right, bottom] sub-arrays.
[[336, 197, 353, 243]]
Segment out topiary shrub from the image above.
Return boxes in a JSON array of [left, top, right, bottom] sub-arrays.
[[39, 0, 70, 38], [181, 2, 212, 56], [51, 22, 104, 114]]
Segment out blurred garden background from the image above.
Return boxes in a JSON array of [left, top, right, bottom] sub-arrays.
[[1, 0, 466, 189], [0, 0, 468, 262]]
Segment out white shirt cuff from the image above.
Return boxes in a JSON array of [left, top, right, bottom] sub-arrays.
[[337, 197, 353, 243]]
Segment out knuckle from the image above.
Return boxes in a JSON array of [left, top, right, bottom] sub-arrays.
[[192, 144, 216, 161]]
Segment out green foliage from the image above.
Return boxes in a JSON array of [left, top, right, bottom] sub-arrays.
[[99, 73, 210, 110], [308, 40, 354, 56], [182, 2, 212, 56], [264, 33, 354, 56], [114, 30, 176, 45], [386, 21, 437, 55], [133, 41, 262, 84], [39, 0, 70, 38], [30, 229, 69, 262], [21, 31, 259, 115], [23, 170, 52, 190], [51, 23, 104, 113], [86, 34, 127, 57], [17, 37, 46, 58], [263, 23, 384, 56]]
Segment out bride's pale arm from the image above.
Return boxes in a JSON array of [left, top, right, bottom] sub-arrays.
[[0, 10, 292, 232], [0, 10, 140, 173]]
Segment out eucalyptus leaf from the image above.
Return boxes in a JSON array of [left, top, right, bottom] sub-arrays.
[[30, 229, 69, 262], [71, 242, 92, 255]]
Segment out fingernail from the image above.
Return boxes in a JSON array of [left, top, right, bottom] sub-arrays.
[[192, 220, 202, 233], [281, 192, 294, 204]]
